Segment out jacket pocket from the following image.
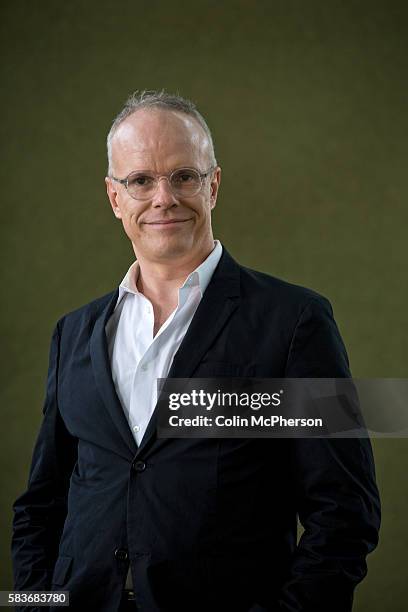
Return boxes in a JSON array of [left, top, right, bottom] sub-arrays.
[[52, 555, 73, 586]]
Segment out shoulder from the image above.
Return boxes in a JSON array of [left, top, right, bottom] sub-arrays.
[[237, 264, 350, 376], [238, 264, 333, 318], [55, 289, 117, 336]]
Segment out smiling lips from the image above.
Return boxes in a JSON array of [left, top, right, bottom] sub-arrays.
[[143, 218, 191, 226]]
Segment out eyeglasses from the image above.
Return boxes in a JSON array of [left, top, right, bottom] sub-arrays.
[[109, 166, 215, 201]]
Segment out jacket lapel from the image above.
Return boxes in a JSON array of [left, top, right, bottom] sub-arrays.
[[90, 290, 138, 458], [136, 248, 241, 457]]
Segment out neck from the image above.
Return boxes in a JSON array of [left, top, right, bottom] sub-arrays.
[[134, 240, 215, 303]]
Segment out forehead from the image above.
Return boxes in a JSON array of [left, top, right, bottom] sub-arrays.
[[110, 108, 211, 175]]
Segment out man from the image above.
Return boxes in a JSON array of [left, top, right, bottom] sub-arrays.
[[12, 90, 380, 612]]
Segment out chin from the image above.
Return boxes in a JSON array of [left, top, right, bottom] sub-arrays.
[[144, 235, 194, 261]]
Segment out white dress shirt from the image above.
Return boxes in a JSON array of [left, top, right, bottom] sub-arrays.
[[105, 240, 222, 447]]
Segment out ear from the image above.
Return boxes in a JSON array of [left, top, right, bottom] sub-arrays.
[[209, 166, 221, 210], [105, 177, 122, 219]]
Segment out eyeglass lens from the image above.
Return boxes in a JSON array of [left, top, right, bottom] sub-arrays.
[[127, 168, 203, 199]]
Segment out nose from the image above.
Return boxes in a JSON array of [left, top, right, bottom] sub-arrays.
[[151, 176, 179, 208]]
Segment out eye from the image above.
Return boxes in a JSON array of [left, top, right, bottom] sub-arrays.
[[128, 173, 154, 187], [172, 169, 197, 184]]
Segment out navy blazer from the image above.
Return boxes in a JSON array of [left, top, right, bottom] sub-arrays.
[[11, 247, 380, 612]]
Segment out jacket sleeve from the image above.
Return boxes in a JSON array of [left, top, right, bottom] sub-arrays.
[[278, 298, 381, 612], [11, 319, 78, 595]]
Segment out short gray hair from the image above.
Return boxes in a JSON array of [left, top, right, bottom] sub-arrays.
[[106, 89, 217, 175]]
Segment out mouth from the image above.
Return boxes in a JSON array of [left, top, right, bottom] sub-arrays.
[[143, 218, 192, 227]]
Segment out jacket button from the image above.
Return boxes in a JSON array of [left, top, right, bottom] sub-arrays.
[[114, 548, 128, 561], [133, 460, 146, 472]]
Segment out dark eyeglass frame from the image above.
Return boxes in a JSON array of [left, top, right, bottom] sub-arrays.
[[108, 166, 216, 200]]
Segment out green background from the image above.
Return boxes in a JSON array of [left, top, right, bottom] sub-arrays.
[[1, 1, 407, 609]]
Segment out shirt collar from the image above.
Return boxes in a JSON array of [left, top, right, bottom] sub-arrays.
[[116, 240, 223, 308]]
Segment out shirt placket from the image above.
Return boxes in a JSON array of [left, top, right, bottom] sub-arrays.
[[128, 294, 180, 443]]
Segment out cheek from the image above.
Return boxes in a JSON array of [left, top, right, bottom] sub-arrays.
[[191, 196, 212, 219], [118, 200, 143, 227]]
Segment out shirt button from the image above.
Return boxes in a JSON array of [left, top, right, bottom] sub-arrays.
[[141, 364, 148, 372], [133, 460, 146, 473], [133, 425, 140, 433], [114, 548, 128, 561]]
